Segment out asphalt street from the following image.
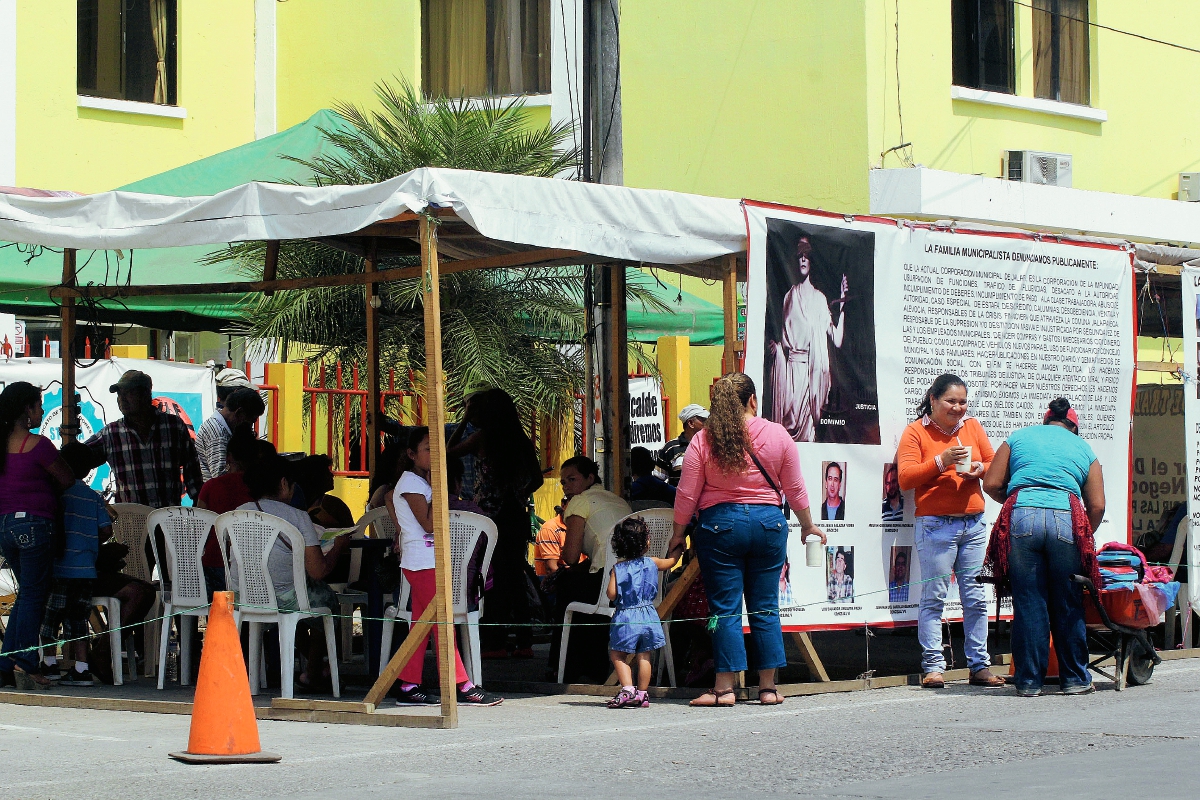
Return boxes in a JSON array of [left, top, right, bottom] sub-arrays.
[[1, 659, 1197, 800]]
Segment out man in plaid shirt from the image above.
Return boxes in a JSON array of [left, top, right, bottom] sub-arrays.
[[85, 370, 204, 506]]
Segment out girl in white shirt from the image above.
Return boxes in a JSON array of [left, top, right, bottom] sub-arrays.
[[386, 427, 501, 706]]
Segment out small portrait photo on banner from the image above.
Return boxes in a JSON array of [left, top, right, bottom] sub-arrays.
[[881, 462, 903, 522], [827, 545, 854, 604], [888, 545, 912, 603], [779, 559, 794, 608], [820, 461, 847, 520], [761, 218, 880, 444]]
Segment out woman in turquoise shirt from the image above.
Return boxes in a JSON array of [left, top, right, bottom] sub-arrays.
[[983, 398, 1107, 697]]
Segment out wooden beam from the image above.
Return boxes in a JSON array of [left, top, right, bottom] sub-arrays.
[[790, 631, 830, 682], [722, 253, 738, 374], [420, 214, 458, 727], [60, 249, 78, 442], [1136, 360, 1181, 373], [262, 240, 280, 297], [609, 265, 628, 494], [362, 601, 436, 707], [48, 247, 590, 299], [364, 238, 381, 479]]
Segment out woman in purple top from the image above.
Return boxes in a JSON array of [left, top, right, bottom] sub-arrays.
[[0, 382, 73, 689]]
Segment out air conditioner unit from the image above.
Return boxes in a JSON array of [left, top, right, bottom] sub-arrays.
[[1179, 172, 1200, 202], [1003, 150, 1073, 188]]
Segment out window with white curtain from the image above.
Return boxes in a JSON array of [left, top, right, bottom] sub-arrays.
[[77, 0, 178, 105], [422, 0, 552, 99]]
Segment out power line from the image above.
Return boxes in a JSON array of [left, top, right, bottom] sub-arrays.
[[1011, 0, 1200, 56]]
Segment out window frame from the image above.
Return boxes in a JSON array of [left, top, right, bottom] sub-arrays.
[[76, 0, 179, 108], [1033, 0, 1091, 106], [951, 0, 1016, 95]]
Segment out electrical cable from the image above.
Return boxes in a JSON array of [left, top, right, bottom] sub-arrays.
[[1011, 0, 1200, 57]]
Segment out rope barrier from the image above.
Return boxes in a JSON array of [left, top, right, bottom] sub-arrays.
[[1, 569, 977, 659]]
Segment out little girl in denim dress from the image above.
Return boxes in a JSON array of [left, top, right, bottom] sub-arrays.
[[606, 517, 676, 709]]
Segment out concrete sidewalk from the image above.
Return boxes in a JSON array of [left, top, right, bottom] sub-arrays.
[[1, 658, 1197, 800]]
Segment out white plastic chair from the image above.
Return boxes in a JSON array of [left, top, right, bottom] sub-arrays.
[[149, 507, 218, 689], [90, 502, 159, 684], [328, 506, 398, 663], [1164, 515, 1193, 649], [215, 509, 340, 699], [377, 510, 497, 685], [556, 508, 676, 687]]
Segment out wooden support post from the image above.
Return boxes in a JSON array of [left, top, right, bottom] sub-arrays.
[[790, 631, 830, 682], [722, 254, 738, 374], [363, 603, 437, 707], [609, 265, 628, 494], [363, 238, 381, 479], [263, 240, 280, 297], [60, 249, 78, 442], [419, 215, 457, 727]]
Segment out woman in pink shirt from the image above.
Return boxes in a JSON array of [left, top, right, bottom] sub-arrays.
[[668, 373, 825, 707]]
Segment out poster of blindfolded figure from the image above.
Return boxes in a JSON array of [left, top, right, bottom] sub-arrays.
[[762, 219, 880, 445]]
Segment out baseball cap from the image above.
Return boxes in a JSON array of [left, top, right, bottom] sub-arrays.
[[109, 369, 152, 394], [678, 404, 710, 423], [215, 367, 253, 389]]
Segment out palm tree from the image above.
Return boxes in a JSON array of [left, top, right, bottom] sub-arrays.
[[211, 79, 664, 422]]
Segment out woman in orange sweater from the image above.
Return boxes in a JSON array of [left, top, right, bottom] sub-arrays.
[[896, 373, 1003, 689]]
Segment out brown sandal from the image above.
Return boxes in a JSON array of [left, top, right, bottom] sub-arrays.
[[689, 689, 737, 707], [758, 688, 784, 705]]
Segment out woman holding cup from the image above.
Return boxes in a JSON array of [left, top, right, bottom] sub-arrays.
[[669, 373, 825, 707], [896, 373, 1003, 689]]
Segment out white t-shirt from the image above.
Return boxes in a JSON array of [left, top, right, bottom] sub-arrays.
[[391, 471, 435, 571], [235, 498, 322, 597], [564, 484, 631, 573]]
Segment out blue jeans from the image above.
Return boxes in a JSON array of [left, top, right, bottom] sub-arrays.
[[0, 513, 55, 673], [914, 513, 991, 673], [1009, 506, 1091, 692], [693, 503, 787, 674]]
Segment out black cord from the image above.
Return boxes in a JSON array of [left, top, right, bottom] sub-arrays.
[[1011, 0, 1200, 56]]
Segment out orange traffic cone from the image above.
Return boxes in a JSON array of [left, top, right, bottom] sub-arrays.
[[169, 591, 280, 764], [1008, 634, 1060, 679]]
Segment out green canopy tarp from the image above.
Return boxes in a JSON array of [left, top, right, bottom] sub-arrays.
[[0, 109, 725, 343]]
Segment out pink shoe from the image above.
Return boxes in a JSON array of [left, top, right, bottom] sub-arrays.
[[635, 690, 650, 708], [607, 688, 641, 709]]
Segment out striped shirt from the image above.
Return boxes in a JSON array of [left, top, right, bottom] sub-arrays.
[[196, 411, 232, 480], [85, 411, 204, 506], [55, 481, 109, 579]]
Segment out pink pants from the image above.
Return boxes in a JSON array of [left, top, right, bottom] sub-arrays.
[[398, 568, 469, 686]]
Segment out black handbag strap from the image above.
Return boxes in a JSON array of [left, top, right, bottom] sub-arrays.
[[745, 444, 784, 507]]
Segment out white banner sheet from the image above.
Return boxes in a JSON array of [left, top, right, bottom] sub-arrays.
[[743, 203, 1134, 631], [0, 357, 216, 498], [1178, 267, 1200, 619], [628, 376, 667, 452]]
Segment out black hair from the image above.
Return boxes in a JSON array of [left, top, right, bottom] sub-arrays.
[[1046, 397, 1074, 426], [224, 426, 259, 471], [611, 516, 651, 561], [447, 455, 465, 492], [371, 441, 406, 495], [561, 455, 601, 484], [293, 453, 335, 500], [915, 373, 967, 419], [244, 451, 291, 500], [630, 447, 654, 477], [60, 440, 94, 481], [833, 546, 853, 572], [824, 462, 842, 480], [224, 387, 266, 418], [0, 382, 42, 475], [216, 385, 237, 403], [473, 388, 541, 490]]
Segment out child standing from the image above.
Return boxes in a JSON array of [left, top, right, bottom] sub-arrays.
[[39, 442, 112, 686], [606, 517, 675, 709]]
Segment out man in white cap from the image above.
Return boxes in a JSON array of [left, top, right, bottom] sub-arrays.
[[655, 403, 709, 486]]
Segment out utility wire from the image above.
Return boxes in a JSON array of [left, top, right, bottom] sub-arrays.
[[1011, 0, 1200, 56]]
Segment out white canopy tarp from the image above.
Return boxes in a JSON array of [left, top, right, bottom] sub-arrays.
[[0, 168, 746, 266]]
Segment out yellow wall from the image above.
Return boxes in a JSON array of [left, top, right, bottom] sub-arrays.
[[867, 1, 1200, 202], [620, 1, 870, 210], [275, 0, 422, 130], [16, 0, 256, 193]]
